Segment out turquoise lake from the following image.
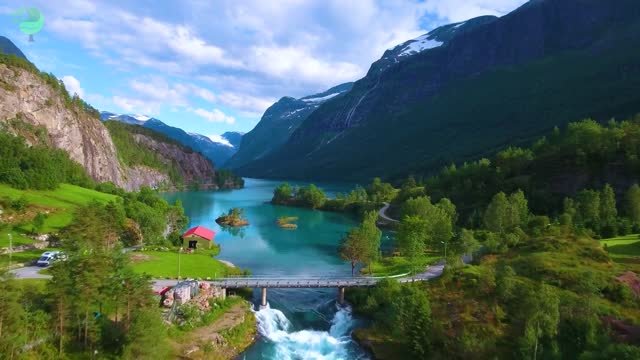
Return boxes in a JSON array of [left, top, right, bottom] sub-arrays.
[[162, 178, 381, 359]]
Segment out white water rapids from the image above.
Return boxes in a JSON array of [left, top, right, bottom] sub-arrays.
[[251, 303, 367, 360]]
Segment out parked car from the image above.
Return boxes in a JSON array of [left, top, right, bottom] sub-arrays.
[[36, 251, 65, 267]]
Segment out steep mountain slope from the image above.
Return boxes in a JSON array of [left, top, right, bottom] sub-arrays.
[[0, 36, 27, 59], [237, 0, 640, 181], [101, 112, 242, 167], [104, 121, 236, 190], [0, 48, 235, 191], [225, 82, 353, 169]]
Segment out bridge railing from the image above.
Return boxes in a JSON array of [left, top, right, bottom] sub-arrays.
[[215, 272, 411, 281]]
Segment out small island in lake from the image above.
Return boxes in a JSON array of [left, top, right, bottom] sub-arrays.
[[216, 208, 250, 227], [276, 216, 298, 229]]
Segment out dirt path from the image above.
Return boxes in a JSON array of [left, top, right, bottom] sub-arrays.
[[190, 302, 247, 338], [174, 301, 252, 359]]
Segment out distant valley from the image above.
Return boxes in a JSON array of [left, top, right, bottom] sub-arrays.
[[100, 112, 243, 168]]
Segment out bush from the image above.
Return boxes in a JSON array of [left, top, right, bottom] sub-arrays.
[[10, 196, 28, 211]]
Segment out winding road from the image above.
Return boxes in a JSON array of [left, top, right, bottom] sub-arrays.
[[378, 202, 399, 223]]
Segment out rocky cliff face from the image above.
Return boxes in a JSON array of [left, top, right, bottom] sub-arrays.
[[132, 133, 217, 189], [0, 63, 127, 186], [0, 60, 227, 191]]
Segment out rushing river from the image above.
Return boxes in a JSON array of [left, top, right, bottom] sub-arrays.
[[162, 178, 376, 360]]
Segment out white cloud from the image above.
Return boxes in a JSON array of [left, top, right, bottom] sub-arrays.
[[422, 0, 526, 22], [193, 108, 236, 124], [61, 75, 84, 97], [216, 92, 275, 115], [31, 0, 528, 131], [205, 134, 233, 147], [192, 87, 216, 103], [112, 95, 158, 114], [248, 45, 363, 87]]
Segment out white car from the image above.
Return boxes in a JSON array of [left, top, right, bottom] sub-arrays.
[[36, 251, 65, 267]]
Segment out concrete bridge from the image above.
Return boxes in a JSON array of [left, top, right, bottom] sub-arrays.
[[12, 262, 449, 307], [209, 262, 445, 307]]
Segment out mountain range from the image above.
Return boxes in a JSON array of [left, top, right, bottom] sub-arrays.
[[225, 82, 353, 169], [229, 0, 640, 182], [100, 112, 243, 167]]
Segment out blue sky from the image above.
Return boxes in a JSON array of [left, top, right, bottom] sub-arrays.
[[0, 0, 526, 138]]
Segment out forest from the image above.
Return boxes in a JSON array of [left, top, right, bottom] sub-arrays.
[[341, 118, 640, 359]]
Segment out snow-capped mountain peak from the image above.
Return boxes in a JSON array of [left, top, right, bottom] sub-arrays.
[[205, 134, 234, 148], [133, 115, 151, 121]]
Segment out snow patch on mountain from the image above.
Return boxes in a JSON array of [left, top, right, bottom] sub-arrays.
[[397, 34, 443, 57], [302, 92, 341, 103], [133, 115, 151, 121], [453, 21, 467, 29]]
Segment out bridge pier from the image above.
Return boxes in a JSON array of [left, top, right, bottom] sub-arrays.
[[337, 287, 345, 305], [260, 287, 267, 308]]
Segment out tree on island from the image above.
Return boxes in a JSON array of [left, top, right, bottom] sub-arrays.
[[216, 208, 249, 227], [272, 183, 293, 205], [296, 184, 326, 209]]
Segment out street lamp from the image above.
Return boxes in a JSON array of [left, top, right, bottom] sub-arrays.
[[178, 247, 183, 281], [440, 239, 448, 266], [8, 234, 12, 269]]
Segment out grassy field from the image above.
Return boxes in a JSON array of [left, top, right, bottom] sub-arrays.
[[601, 234, 640, 265], [130, 249, 242, 279], [0, 183, 118, 247], [364, 252, 441, 277]]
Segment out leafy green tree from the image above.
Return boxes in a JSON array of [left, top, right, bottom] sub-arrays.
[[484, 191, 530, 235], [360, 211, 382, 272], [397, 216, 428, 272], [297, 184, 326, 209], [339, 211, 381, 275], [272, 183, 292, 204], [437, 197, 458, 225], [520, 284, 560, 360], [508, 190, 530, 228], [600, 184, 617, 236], [576, 189, 601, 230], [367, 177, 396, 203], [484, 192, 509, 233], [32, 211, 47, 233], [626, 184, 640, 227], [122, 308, 170, 359], [339, 228, 368, 275], [0, 271, 26, 357], [401, 196, 455, 255], [458, 229, 481, 259], [496, 265, 517, 302]]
